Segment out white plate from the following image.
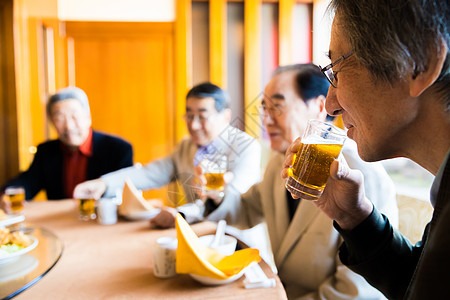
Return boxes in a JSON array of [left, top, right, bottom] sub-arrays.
[[0, 236, 39, 265], [0, 254, 39, 282], [190, 268, 246, 286], [0, 214, 25, 228], [121, 209, 161, 221]]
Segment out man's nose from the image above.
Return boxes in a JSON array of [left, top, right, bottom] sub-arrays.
[[190, 117, 202, 130], [262, 112, 275, 126], [62, 116, 77, 130], [325, 87, 343, 116]]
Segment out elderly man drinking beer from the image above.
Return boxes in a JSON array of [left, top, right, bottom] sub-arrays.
[[282, 0, 450, 298]]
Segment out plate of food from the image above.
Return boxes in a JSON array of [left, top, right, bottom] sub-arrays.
[[0, 209, 25, 228], [0, 228, 38, 265]]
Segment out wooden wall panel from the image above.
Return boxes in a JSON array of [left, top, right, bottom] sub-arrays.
[[244, 0, 262, 138], [279, 0, 295, 65], [65, 22, 175, 202], [209, 0, 227, 87], [27, 18, 68, 148], [0, 0, 19, 185], [27, 18, 47, 148], [175, 0, 192, 142]]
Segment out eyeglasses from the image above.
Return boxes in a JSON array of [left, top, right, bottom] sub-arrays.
[[183, 113, 217, 124], [51, 111, 85, 125], [259, 103, 284, 119], [319, 51, 354, 88]]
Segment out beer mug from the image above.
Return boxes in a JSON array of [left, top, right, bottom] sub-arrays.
[[78, 198, 96, 221], [199, 154, 228, 192], [285, 120, 346, 200], [3, 186, 26, 214]]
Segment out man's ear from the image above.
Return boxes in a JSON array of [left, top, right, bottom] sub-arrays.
[[410, 39, 447, 98], [222, 108, 232, 123], [308, 95, 328, 120]]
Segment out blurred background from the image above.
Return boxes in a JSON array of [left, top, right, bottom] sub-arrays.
[[0, 0, 433, 202]]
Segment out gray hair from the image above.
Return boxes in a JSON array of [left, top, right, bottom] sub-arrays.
[[46, 86, 91, 116], [186, 82, 230, 112], [329, 0, 450, 106]]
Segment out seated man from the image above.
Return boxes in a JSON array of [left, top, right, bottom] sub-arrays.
[[155, 64, 399, 299], [1, 87, 133, 201], [74, 82, 261, 225], [237, 64, 398, 299], [282, 1, 450, 298]]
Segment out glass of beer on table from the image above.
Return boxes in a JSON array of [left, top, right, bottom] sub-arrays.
[[3, 186, 26, 214], [285, 119, 347, 200], [78, 198, 96, 221], [73, 187, 97, 221], [200, 154, 228, 192]]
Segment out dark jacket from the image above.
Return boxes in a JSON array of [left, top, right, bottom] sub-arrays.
[[335, 153, 450, 300], [2, 130, 133, 199]]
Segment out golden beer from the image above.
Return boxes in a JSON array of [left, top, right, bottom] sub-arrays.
[[286, 142, 343, 199], [200, 154, 228, 191], [78, 198, 96, 220], [4, 187, 25, 214], [204, 173, 225, 191]]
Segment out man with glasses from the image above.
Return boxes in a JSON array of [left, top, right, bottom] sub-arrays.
[[191, 64, 397, 299], [74, 82, 261, 225], [282, 0, 450, 299]]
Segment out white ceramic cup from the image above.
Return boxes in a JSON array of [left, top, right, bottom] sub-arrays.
[[153, 237, 178, 278], [96, 198, 118, 225], [198, 235, 237, 256]]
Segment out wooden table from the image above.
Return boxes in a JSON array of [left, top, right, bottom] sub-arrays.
[[13, 200, 287, 299]]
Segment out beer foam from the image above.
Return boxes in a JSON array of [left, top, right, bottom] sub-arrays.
[[302, 135, 342, 145]]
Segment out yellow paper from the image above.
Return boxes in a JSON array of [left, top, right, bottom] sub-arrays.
[[120, 178, 155, 215], [175, 214, 261, 280]]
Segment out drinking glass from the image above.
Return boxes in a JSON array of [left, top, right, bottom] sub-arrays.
[[285, 120, 347, 200], [199, 154, 228, 192], [78, 198, 96, 221], [3, 186, 26, 214]]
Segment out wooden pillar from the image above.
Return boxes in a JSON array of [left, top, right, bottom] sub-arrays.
[[209, 0, 227, 88], [175, 0, 192, 142], [279, 0, 295, 65], [244, 0, 261, 138], [0, 0, 19, 184]]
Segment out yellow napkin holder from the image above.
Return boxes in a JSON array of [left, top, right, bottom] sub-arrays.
[[175, 214, 261, 280]]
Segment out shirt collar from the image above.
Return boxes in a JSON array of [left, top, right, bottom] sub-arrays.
[[194, 141, 219, 166], [79, 128, 93, 156], [61, 128, 93, 157], [193, 125, 239, 166], [430, 147, 450, 207]]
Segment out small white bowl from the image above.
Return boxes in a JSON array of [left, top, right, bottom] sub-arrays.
[[198, 235, 237, 256], [190, 235, 242, 285], [190, 268, 245, 286]]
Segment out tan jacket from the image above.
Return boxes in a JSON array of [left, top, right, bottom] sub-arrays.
[[238, 140, 399, 300]]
